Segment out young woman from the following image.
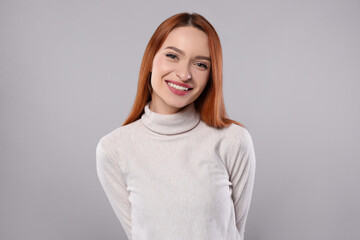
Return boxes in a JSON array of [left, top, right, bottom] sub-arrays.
[[96, 12, 256, 240]]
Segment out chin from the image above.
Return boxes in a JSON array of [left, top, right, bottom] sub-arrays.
[[166, 99, 191, 110], [169, 102, 188, 109]]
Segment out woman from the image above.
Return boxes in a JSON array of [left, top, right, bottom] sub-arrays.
[[96, 12, 256, 240]]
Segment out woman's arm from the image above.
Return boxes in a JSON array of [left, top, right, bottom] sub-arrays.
[[228, 128, 256, 239], [96, 139, 132, 239]]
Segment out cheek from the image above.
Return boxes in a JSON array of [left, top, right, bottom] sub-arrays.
[[193, 71, 210, 88], [152, 57, 172, 75]]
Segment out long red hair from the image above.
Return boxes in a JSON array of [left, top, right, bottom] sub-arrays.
[[122, 12, 245, 129]]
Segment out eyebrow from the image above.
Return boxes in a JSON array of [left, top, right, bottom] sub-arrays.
[[164, 46, 211, 62]]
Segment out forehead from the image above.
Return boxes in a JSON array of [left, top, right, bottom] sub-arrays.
[[160, 26, 210, 56]]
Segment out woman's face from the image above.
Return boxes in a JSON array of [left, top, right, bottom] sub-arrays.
[[150, 26, 211, 114]]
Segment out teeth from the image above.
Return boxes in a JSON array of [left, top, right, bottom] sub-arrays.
[[167, 81, 189, 91]]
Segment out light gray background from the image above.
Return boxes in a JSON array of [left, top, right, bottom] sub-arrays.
[[1, 0, 359, 239]]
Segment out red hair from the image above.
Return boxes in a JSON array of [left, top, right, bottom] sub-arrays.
[[122, 12, 245, 129]]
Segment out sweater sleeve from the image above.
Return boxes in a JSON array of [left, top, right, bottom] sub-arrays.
[[228, 128, 256, 239], [96, 139, 132, 240]]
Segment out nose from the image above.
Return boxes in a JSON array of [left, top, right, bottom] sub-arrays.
[[175, 63, 192, 81]]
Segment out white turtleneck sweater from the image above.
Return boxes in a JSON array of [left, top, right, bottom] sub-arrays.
[[96, 101, 256, 240]]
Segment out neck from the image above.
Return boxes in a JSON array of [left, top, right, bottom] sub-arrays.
[[141, 100, 200, 135]]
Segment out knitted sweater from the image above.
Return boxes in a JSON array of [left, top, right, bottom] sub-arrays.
[[96, 101, 256, 240]]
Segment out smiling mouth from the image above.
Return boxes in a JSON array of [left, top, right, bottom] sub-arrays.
[[165, 80, 193, 91]]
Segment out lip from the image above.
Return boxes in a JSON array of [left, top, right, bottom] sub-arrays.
[[165, 80, 193, 89], [166, 81, 193, 96]]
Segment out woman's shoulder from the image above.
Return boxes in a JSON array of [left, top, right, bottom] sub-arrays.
[[97, 119, 143, 153], [203, 122, 254, 150], [202, 121, 252, 141], [227, 123, 253, 141]]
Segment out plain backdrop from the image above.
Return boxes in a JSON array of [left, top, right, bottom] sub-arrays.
[[1, 0, 359, 239]]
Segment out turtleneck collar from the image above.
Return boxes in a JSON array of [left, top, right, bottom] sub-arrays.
[[141, 101, 201, 135]]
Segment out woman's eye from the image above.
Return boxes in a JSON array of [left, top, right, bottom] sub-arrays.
[[196, 62, 209, 70], [165, 53, 178, 59]]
